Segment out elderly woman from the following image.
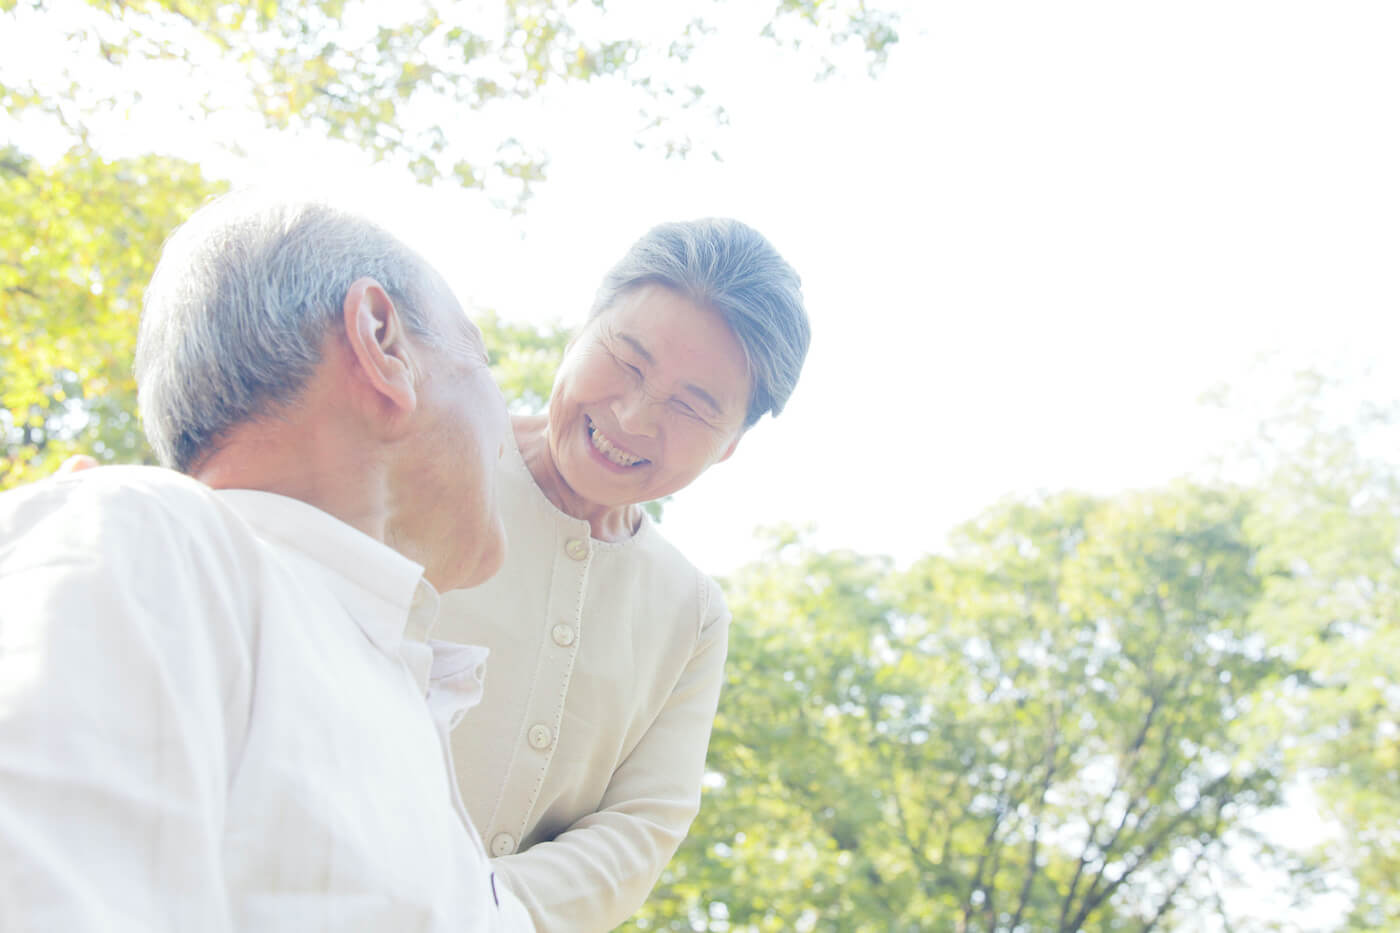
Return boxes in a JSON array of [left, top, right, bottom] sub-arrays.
[[438, 218, 809, 931]]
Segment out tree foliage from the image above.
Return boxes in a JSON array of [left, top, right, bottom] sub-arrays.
[[2, 0, 901, 205], [634, 484, 1295, 932], [1241, 375, 1400, 930], [477, 308, 569, 415], [0, 145, 221, 487]]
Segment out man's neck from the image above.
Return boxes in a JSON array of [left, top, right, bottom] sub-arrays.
[[193, 423, 391, 547]]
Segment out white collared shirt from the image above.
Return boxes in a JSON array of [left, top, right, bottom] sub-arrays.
[[0, 466, 532, 932]]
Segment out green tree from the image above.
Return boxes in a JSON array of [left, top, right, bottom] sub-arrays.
[[477, 308, 569, 414], [1241, 374, 1400, 929], [3, 0, 900, 204], [0, 145, 222, 487], [636, 484, 1293, 932]]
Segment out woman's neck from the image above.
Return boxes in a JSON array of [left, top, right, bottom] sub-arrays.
[[512, 414, 640, 543]]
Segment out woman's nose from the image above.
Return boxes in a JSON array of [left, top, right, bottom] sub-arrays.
[[612, 388, 659, 437]]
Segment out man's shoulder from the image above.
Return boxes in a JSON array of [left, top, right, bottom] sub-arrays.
[[0, 466, 260, 569], [2, 464, 221, 520]]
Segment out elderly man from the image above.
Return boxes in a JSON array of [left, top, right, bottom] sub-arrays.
[[0, 192, 532, 930]]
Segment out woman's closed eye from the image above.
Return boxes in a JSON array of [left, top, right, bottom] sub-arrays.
[[609, 349, 643, 379]]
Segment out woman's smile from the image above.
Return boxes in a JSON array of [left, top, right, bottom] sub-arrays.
[[586, 416, 650, 469]]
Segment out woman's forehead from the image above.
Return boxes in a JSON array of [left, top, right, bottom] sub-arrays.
[[593, 286, 750, 414]]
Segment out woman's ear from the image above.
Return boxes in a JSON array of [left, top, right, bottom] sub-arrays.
[[717, 429, 744, 465], [343, 276, 417, 415]]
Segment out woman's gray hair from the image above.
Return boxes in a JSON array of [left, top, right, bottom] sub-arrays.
[[589, 218, 810, 428], [136, 190, 440, 472]]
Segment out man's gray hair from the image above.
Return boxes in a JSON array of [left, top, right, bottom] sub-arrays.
[[589, 218, 810, 428], [136, 191, 440, 473]]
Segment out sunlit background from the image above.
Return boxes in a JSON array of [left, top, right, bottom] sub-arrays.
[[10, 1, 1396, 572], [4, 2, 1398, 930]]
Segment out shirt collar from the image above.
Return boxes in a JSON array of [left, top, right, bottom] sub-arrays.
[[214, 489, 432, 657]]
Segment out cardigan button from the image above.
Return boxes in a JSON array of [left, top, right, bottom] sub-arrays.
[[490, 832, 516, 856], [564, 537, 589, 561], [528, 723, 554, 751], [551, 623, 576, 647]]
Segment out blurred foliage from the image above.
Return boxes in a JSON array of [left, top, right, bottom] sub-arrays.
[[632, 484, 1294, 932], [0, 145, 222, 487], [1, 0, 901, 209], [478, 308, 570, 415], [1240, 375, 1400, 931], [765, 0, 902, 79], [623, 376, 1400, 931]]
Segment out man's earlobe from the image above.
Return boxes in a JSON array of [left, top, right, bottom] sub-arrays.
[[344, 277, 416, 414]]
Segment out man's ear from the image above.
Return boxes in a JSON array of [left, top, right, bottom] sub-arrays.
[[343, 277, 417, 415]]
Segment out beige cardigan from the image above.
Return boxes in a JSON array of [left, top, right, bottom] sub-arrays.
[[436, 436, 730, 932]]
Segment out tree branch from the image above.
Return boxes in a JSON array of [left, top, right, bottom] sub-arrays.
[[1141, 827, 1220, 933], [1068, 775, 1233, 930], [1010, 717, 1060, 932]]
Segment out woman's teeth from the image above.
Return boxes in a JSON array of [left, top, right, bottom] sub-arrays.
[[589, 421, 647, 467]]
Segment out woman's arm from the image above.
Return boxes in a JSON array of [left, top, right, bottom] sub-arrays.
[[491, 603, 730, 933]]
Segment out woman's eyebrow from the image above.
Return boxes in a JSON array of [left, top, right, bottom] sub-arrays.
[[617, 333, 655, 364], [683, 383, 725, 417]]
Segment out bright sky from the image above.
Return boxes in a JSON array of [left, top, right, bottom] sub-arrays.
[[10, 1, 1396, 577], [351, 0, 1397, 578], [10, 2, 1395, 925]]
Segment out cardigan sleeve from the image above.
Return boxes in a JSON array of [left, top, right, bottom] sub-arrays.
[[490, 577, 731, 933]]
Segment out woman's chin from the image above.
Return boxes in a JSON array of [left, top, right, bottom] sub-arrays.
[[565, 461, 649, 511]]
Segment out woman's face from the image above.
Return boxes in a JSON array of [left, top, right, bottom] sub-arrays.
[[546, 284, 751, 510]]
